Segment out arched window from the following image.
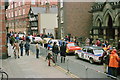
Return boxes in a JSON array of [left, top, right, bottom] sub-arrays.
[[106, 14, 115, 39], [97, 19, 103, 36]]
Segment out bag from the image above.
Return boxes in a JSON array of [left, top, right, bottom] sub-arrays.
[[103, 54, 109, 65]]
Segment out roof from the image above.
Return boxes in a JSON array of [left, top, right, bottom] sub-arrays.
[[31, 7, 58, 15], [68, 42, 75, 43], [82, 46, 103, 49]]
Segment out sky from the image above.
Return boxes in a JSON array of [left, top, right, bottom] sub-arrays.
[[8, 0, 119, 2]]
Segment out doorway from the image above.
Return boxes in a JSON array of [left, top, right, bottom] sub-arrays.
[[106, 14, 115, 39]]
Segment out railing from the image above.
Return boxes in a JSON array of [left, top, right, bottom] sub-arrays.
[[38, 46, 120, 79], [0, 68, 8, 80]]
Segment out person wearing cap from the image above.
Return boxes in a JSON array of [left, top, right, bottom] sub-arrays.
[[108, 49, 120, 77]]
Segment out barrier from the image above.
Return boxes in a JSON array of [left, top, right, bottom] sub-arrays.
[[37, 45, 120, 79]]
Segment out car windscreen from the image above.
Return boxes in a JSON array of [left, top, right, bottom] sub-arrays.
[[67, 43, 77, 47], [93, 49, 104, 55]]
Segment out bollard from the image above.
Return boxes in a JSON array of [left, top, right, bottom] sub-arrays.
[[85, 66, 88, 78], [67, 58, 69, 73]]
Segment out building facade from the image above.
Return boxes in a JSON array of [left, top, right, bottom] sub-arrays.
[[90, 2, 120, 42], [29, 6, 58, 36], [0, 0, 9, 59], [58, 2, 94, 39], [58, 0, 64, 39], [6, 0, 57, 34]]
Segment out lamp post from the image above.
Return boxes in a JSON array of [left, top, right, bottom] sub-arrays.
[[13, 1, 15, 32]]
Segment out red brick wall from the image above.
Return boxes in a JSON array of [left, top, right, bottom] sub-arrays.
[[0, 1, 7, 58], [6, 0, 57, 33], [64, 2, 93, 38]]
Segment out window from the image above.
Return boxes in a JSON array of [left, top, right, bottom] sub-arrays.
[[67, 43, 77, 47], [16, 22, 18, 26], [9, 13, 10, 18], [93, 49, 104, 55], [19, 10, 21, 15], [11, 22, 13, 28], [9, 23, 11, 27], [11, 12, 13, 17], [87, 49, 93, 54], [6, 12, 8, 17], [15, 11, 17, 16], [31, 0, 35, 5], [15, 3, 17, 7], [23, 0, 25, 5], [11, 4, 13, 8], [23, 9, 25, 15], [18, 2, 21, 6], [82, 48, 87, 52]]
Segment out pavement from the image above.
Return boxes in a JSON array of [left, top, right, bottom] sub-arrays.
[[1, 43, 72, 78]]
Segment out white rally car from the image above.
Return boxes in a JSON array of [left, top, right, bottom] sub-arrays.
[[75, 46, 104, 64]]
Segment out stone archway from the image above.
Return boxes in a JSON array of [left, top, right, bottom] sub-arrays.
[[118, 17, 120, 40], [96, 19, 103, 38], [106, 14, 115, 39]]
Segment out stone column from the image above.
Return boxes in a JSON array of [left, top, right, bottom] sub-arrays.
[[115, 28, 118, 41], [103, 29, 106, 40], [0, 1, 8, 59]]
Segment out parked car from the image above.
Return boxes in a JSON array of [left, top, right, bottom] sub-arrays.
[[66, 42, 81, 54], [48, 39, 60, 46], [18, 33, 25, 40], [75, 46, 104, 64], [28, 35, 33, 42], [43, 38, 52, 43], [31, 37, 43, 44]]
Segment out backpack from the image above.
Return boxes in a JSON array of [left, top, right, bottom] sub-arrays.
[[25, 43, 30, 49]]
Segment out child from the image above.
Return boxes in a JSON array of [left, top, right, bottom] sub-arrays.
[[46, 51, 55, 66]]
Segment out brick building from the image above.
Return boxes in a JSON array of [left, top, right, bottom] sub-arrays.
[[58, 2, 94, 39], [6, 0, 57, 34], [0, 0, 9, 59]]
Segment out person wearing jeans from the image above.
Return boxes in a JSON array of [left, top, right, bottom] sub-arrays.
[[36, 42, 39, 58], [19, 41, 24, 56]]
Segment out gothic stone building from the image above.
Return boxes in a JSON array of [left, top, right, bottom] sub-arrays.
[[90, 2, 120, 42]]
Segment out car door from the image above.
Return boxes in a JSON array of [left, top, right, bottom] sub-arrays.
[[80, 48, 87, 59], [87, 48, 94, 60]]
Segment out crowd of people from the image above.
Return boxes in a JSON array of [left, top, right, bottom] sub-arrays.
[[7, 32, 120, 78]]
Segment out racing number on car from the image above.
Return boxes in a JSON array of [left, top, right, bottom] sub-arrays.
[[84, 53, 88, 59], [81, 52, 84, 58]]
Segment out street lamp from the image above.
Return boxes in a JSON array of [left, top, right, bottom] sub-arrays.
[[13, 1, 15, 32]]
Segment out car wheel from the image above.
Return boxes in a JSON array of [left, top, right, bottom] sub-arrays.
[[75, 53, 79, 59], [89, 58, 94, 64]]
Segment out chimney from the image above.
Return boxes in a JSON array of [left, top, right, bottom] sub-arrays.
[[45, 2, 50, 13]]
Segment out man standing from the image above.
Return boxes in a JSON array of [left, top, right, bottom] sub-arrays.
[[52, 42, 59, 62], [60, 42, 66, 63], [108, 49, 120, 77], [36, 42, 39, 58], [13, 41, 20, 58], [24, 42, 30, 56], [95, 39, 101, 46], [10, 35, 15, 46], [19, 41, 24, 56]]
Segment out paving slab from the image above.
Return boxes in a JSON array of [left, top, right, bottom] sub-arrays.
[[1, 43, 71, 78]]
